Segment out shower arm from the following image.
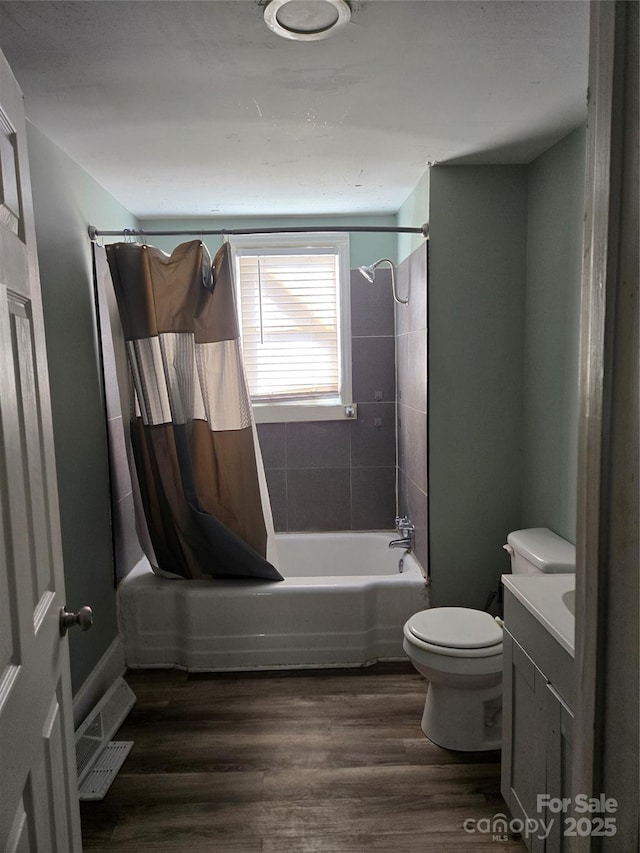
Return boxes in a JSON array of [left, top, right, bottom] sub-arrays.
[[359, 258, 409, 305]]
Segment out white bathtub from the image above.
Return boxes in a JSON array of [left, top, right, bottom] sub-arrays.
[[118, 531, 428, 671]]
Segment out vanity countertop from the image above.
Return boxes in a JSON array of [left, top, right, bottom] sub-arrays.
[[501, 573, 576, 657]]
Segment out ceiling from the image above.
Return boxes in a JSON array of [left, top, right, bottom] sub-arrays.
[[0, 1, 589, 219]]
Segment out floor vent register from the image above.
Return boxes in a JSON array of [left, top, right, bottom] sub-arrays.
[[75, 677, 136, 801]]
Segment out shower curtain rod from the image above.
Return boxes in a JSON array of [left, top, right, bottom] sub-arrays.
[[88, 223, 429, 241]]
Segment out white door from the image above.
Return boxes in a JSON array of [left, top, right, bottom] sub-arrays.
[[0, 50, 83, 852]]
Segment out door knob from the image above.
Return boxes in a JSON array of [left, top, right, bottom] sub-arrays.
[[59, 605, 93, 636]]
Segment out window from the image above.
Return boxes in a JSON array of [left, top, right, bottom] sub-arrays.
[[230, 233, 353, 422]]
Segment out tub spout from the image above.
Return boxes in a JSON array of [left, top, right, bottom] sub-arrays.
[[389, 537, 413, 551]]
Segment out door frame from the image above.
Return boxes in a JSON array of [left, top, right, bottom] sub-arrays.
[[573, 2, 638, 848]]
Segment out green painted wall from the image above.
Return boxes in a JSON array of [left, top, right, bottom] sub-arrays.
[[523, 128, 586, 542], [422, 135, 584, 607], [26, 123, 139, 694], [397, 168, 429, 263], [139, 214, 397, 269], [428, 166, 528, 607]]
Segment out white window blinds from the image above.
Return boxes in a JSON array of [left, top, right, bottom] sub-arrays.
[[236, 248, 343, 403]]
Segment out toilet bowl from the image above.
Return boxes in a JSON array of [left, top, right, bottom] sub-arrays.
[[403, 607, 504, 751], [403, 527, 577, 752]]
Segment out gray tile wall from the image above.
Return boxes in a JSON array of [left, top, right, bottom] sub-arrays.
[[257, 268, 397, 531], [396, 245, 429, 573]]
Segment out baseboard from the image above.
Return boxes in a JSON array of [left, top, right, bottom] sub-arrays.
[[72, 636, 126, 729]]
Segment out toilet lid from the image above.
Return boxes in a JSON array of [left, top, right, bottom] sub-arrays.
[[407, 607, 503, 650]]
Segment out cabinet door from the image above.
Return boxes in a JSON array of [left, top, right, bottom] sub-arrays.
[[544, 683, 574, 853], [501, 630, 548, 853]]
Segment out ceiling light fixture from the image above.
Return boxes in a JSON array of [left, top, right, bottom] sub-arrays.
[[263, 0, 351, 41]]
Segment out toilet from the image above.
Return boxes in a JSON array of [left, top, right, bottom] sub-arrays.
[[402, 527, 576, 752]]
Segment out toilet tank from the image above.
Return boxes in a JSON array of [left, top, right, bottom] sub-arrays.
[[504, 528, 576, 575]]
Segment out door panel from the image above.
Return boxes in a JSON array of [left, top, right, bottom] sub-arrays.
[[0, 48, 82, 853], [0, 108, 21, 236]]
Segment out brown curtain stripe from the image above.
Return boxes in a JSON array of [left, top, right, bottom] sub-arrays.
[[105, 240, 282, 582]]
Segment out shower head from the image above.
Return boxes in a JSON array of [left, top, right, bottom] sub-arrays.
[[357, 258, 408, 305], [358, 263, 377, 283]]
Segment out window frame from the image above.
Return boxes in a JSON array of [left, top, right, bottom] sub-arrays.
[[229, 232, 353, 423]]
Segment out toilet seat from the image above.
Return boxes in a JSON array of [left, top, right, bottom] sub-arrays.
[[405, 607, 503, 658]]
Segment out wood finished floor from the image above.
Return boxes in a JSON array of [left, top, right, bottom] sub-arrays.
[[80, 665, 526, 852]]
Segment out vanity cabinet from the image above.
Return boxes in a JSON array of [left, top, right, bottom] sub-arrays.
[[501, 589, 574, 853], [545, 683, 574, 852]]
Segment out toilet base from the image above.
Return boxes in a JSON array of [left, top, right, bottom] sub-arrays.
[[421, 680, 502, 752]]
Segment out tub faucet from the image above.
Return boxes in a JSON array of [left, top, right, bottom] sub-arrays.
[[389, 516, 415, 551], [389, 536, 413, 550]]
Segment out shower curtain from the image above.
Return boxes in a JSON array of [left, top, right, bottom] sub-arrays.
[[103, 239, 282, 582]]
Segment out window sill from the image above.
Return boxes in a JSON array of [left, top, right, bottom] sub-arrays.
[[252, 401, 357, 424]]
